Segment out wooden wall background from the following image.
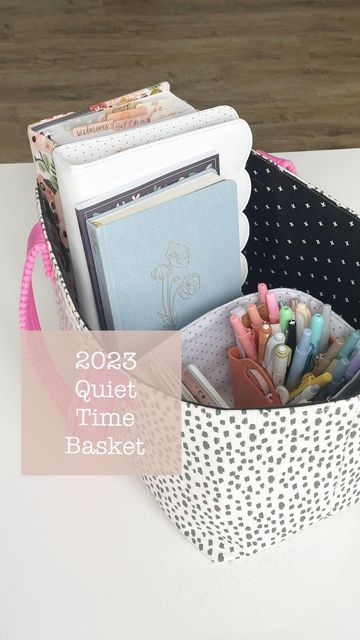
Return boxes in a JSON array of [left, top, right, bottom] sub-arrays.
[[1, 0, 360, 162]]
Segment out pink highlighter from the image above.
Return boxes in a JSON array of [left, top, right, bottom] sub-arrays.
[[257, 282, 268, 305], [266, 291, 280, 324], [230, 315, 258, 361]]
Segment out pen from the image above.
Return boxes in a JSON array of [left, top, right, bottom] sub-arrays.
[[230, 304, 247, 321], [289, 384, 321, 405], [313, 337, 345, 376], [316, 358, 349, 400], [295, 302, 311, 342], [263, 331, 286, 377], [239, 303, 269, 328], [247, 304, 263, 342], [266, 292, 280, 324], [326, 358, 340, 374], [303, 343, 316, 374], [279, 305, 293, 334], [286, 328, 312, 390], [229, 315, 247, 358], [318, 304, 332, 354], [338, 330, 360, 360], [258, 323, 272, 364], [276, 385, 289, 405], [331, 357, 350, 384], [286, 319, 297, 352], [272, 345, 292, 387], [230, 315, 258, 361], [309, 313, 324, 355], [344, 349, 360, 382], [258, 282, 268, 305], [288, 371, 332, 401]]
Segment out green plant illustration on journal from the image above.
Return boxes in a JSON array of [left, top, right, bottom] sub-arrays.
[[151, 241, 201, 329]]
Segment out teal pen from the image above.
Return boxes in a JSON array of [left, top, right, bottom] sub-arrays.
[[338, 330, 360, 360], [317, 357, 350, 400], [309, 313, 324, 355], [303, 343, 316, 373], [330, 357, 350, 384], [279, 305, 293, 334]]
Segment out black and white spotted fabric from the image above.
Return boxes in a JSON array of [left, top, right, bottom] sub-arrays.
[[143, 289, 360, 562], [36, 152, 360, 563]]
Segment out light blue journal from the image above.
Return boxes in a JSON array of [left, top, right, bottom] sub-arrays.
[[87, 179, 241, 330]]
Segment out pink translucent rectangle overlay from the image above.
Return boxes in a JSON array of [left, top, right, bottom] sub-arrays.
[[21, 331, 182, 475]]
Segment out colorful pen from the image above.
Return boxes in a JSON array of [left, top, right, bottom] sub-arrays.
[[303, 343, 316, 374], [230, 315, 247, 358], [230, 315, 258, 361], [313, 337, 345, 376], [344, 350, 360, 382], [239, 303, 270, 328], [280, 305, 293, 334], [326, 358, 340, 374], [316, 358, 349, 400], [286, 328, 312, 390], [263, 331, 286, 377], [295, 302, 311, 342], [272, 345, 292, 387], [266, 292, 280, 324], [338, 330, 360, 360], [330, 357, 350, 384], [247, 304, 263, 341], [258, 323, 272, 364], [230, 304, 247, 322], [318, 303, 332, 354], [310, 313, 324, 355], [258, 282, 268, 305], [289, 384, 321, 405], [288, 371, 332, 401]]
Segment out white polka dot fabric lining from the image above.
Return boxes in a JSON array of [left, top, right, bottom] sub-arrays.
[[181, 288, 354, 407]]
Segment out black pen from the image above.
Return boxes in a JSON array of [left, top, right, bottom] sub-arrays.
[[287, 319, 297, 352]]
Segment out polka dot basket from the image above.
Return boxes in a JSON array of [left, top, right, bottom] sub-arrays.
[[20, 151, 360, 563]]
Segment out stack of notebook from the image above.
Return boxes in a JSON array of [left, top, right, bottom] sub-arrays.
[[28, 82, 253, 330]]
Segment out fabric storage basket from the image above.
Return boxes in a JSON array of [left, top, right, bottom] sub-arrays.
[[20, 151, 360, 563]]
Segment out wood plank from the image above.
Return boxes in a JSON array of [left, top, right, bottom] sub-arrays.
[[1, 0, 360, 160]]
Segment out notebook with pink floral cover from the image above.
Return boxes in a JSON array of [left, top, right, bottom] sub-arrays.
[[27, 82, 171, 304]]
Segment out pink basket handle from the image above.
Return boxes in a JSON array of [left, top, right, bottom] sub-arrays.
[[19, 223, 55, 331], [255, 150, 297, 175], [19, 224, 79, 417]]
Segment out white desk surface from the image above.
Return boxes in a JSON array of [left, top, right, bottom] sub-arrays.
[[1, 149, 360, 640]]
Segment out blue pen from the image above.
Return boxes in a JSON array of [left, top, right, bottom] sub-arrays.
[[317, 357, 350, 400], [309, 313, 324, 355], [338, 330, 360, 360], [286, 328, 312, 390]]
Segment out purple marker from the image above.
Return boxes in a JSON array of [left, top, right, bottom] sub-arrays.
[[344, 350, 360, 382]]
